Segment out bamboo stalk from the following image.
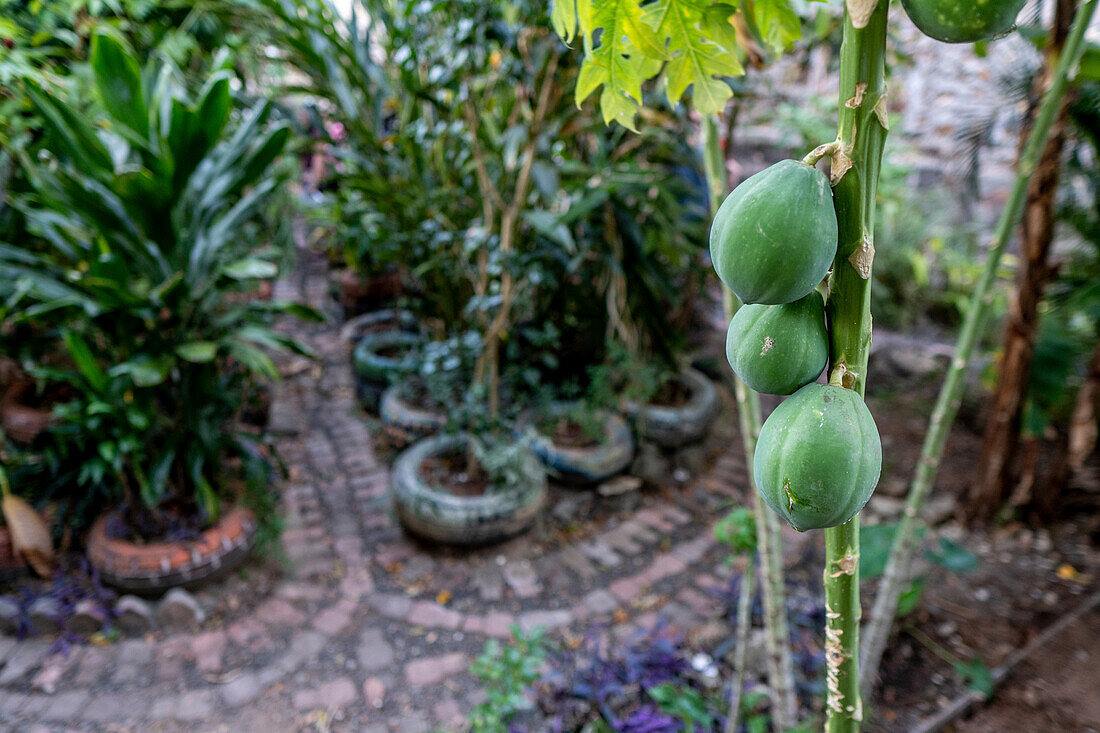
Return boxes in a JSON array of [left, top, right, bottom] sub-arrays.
[[822, 2, 891, 730], [859, 0, 1099, 699], [704, 116, 798, 731], [724, 557, 755, 733]]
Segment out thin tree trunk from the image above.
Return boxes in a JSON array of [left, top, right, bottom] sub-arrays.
[[724, 558, 755, 733], [704, 117, 798, 731], [971, 0, 1075, 522], [860, 0, 1099, 697]]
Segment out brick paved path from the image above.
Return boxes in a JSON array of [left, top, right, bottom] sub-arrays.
[[0, 250, 785, 732]]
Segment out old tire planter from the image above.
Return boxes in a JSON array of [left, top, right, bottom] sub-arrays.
[[340, 308, 419, 343], [86, 506, 257, 593], [347, 310, 422, 412], [519, 402, 634, 483], [391, 433, 546, 545], [623, 368, 719, 448], [380, 384, 447, 445]]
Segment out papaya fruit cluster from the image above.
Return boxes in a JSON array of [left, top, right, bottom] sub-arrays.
[[711, 160, 882, 531]]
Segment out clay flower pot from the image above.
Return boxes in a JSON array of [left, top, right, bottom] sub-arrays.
[[87, 506, 257, 593], [0, 525, 27, 576]]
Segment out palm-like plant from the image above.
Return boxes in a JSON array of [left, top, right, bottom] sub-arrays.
[[2, 31, 316, 534]]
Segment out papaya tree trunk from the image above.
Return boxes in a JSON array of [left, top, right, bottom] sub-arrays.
[[970, 0, 1075, 522], [703, 117, 799, 731], [822, 2, 891, 729], [861, 0, 1098, 696]]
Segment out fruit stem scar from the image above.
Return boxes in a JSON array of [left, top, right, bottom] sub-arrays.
[[828, 363, 848, 387], [845, 81, 868, 108]]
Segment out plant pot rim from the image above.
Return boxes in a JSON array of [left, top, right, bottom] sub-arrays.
[[517, 401, 634, 482], [87, 505, 256, 593], [399, 432, 544, 507]]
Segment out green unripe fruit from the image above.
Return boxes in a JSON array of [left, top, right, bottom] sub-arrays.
[[901, 0, 1026, 43], [726, 292, 828, 395], [710, 160, 838, 305], [753, 383, 882, 532]]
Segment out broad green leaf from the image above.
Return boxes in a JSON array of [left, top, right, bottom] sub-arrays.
[[24, 82, 113, 173], [90, 31, 149, 138], [223, 258, 279, 280], [552, 0, 578, 42], [953, 657, 993, 698], [176, 341, 218, 363], [896, 577, 924, 616], [575, 0, 666, 129], [110, 355, 173, 387], [750, 0, 802, 55], [61, 330, 108, 393], [926, 537, 979, 573], [646, 0, 742, 114]]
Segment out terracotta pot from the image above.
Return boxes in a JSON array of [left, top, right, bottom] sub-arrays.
[[0, 525, 27, 576], [332, 267, 404, 314], [87, 506, 257, 593], [1, 403, 53, 445]]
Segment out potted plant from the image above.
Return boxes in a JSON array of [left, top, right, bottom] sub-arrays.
[[5, 33, 317, 590], [620, 367, 720, 449], [518, 401, 635, 483], [380, 333, 479, 445], [390, 430, 546, 545]]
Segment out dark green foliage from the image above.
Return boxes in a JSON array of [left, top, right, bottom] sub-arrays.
[[2, 33, 316, 534]]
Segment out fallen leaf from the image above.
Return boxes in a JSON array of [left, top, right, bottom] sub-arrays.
[[2, 494, 54, 577], [1056, 564, 1081, 581]]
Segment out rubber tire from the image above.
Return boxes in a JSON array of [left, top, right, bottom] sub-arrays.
[[518, 402, 635, 483], [340, 309, 419, 343], [390, 433, 546, 545], [380, 384, 447, 445], [623, 368, 720, 448], [353, 330, 422, 384]]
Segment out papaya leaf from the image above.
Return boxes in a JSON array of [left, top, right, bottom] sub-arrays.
[[750, 0, 802, 55], [575, 0, 666, 129], [552, 0, 579, 43], [645, 0, 743, 114]]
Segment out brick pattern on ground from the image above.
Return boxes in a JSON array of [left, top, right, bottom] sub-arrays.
[[0, 249, 757, 733]]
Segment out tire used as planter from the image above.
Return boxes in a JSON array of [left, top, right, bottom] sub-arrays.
[[623, 368, 720, 448], [391, 433, 546, 545], [86, 506, 257, 593], [519, 402, 635, 483], [345, 310, 422, 412], [380, 384, 447, 446], [340, 308, 419, 344]]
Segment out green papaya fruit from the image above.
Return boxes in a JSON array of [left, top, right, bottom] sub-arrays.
[[726, 292, 828, 395], [710, 160, 838, 305], [901, 0, 1025, 43], [753, 383, 881, 532]]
